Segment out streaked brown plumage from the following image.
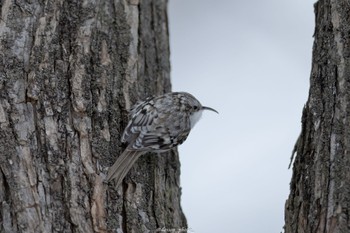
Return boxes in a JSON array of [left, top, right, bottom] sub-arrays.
[[107, 92, 217, 187]]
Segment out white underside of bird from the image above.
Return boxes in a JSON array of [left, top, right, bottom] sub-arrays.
[[189, 110, 203, 128]]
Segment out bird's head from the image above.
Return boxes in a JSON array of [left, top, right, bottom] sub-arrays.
[[179, 92, 218, 128]]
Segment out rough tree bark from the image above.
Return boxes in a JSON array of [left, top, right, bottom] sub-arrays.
[[285, 0, 350, 232], [0, 0, 187, 232]]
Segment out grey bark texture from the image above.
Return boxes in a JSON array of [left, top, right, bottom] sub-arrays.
[[0, 0, 187, 232], [285, 0, 350, 232]]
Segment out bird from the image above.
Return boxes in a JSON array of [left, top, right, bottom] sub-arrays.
[[106, 92, 218, 187]]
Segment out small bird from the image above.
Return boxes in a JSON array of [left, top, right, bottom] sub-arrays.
[[106, 92, 218, 187]]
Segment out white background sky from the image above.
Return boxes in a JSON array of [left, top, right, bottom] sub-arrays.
[[168, 1, 315, 232]]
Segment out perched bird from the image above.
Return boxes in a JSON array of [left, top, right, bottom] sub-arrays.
[[106, 92, 218, 187]]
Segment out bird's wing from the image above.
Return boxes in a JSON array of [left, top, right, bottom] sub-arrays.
[[122, 94, 192, 151], [122, 100, 159, 145], [134, 126, 191, 151], [131, 108, 191, 151]]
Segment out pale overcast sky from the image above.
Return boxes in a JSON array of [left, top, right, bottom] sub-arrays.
[[168, 1, 315, 232]]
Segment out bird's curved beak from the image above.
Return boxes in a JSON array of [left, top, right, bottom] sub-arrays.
[[202, 106, 219, 114]]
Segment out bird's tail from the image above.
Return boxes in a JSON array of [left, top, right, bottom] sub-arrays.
[[106, 149, 145, 187]]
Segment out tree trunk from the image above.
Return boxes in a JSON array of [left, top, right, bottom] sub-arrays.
[[0, 0, 187, 232], [285, 0, 350, 232]]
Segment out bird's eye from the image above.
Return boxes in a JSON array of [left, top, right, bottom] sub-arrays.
[[193, 106, 199, 110]]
